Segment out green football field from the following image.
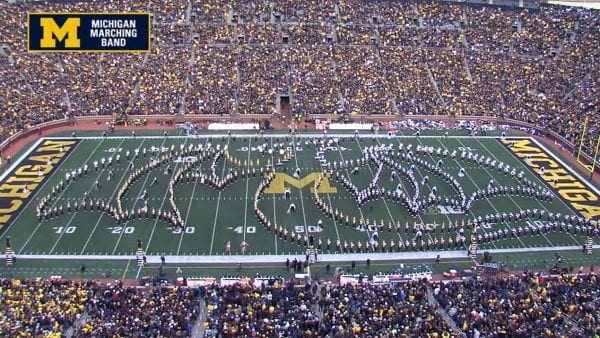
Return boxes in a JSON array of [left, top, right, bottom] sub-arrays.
[[0, 129, 599, 279]]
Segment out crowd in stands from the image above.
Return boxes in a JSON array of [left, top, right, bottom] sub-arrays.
[[0, 0, 598, 159], [0, 273, 598, 337], [79, 281, 200, 337], [434, 273, 600, 337], [203, 282, 320, 337], [0, 278, 200, 337], [0, 278, 88, 337], [318, 282, 458, 337]]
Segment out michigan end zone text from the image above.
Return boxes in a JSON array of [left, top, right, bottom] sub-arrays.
[[502, 138, 600, 220], [0, 139, 78, 233]]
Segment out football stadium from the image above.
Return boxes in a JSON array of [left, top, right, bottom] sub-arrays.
[[0, 0, 599, 337]]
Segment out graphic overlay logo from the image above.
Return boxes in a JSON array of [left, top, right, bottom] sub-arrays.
[[28, 13, 151, 52]]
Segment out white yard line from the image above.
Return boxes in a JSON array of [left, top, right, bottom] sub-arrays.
[[76, 139, 143, 255], [208, 137, 231, 255], [111, 138, 167, 254], [177, 138, 210, 255], [141, 136, 190, 256], [269, 137, 281, 255], [325, 193, 342, 245], [17, 139, 90, 254], [242, 137, 252, 241], [429, 137, 504, 250], [391, 138, 431, 246], [451, 138, 528, 249], [135, 134, 189, 279], [268, 138, 279, 253], [335, 138, 371, 242], [291, 136, 310, 240]]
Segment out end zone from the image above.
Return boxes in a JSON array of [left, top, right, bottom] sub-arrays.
[[501, 137, 600, 220], [0, 139, 79, 234]]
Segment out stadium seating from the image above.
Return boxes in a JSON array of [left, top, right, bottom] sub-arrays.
[[0, 278, 200, 337], [434, 273, 600, 337], [0, 2, 598, 336], [1, 274, 597, 337], [0, 1, 598, 158]]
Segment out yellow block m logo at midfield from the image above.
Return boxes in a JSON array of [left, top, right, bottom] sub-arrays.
[[39, 17, 80, 48], [264, 173, 337, 194]]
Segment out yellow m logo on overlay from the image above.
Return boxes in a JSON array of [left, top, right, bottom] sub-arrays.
[[39, 17, 81, 48], [264, 173, 337, 194]]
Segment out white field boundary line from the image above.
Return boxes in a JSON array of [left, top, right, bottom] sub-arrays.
[[0, 138, 44, 182], [6, 137, 78, 249], [490, 138, 584, 245], [17, 139, 99, 254], [2, 137, 80, 241], [40, 135, 535, 141], [530, 137, 600, 195], [13, 244, 600, 263]]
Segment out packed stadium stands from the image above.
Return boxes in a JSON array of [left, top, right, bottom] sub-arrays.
[[0, 1, 598, 337], [1, 274, 598, 337], [434, 273, 600, 337], [0, 0, 598, 158]]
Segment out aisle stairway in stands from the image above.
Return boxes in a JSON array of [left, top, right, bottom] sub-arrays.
[[191, 298, 208, 338], [56, 56, 73, 115], [426, 285, 466, 338], [179, 38, 195, 114], [65, 312, 88, 338], [126, 52, 150, 113]]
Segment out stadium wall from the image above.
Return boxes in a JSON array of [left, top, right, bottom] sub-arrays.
[[0, 114, 598, 177]]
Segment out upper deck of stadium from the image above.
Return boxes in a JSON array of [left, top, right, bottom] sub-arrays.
[[0, 0, 598, 157]]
